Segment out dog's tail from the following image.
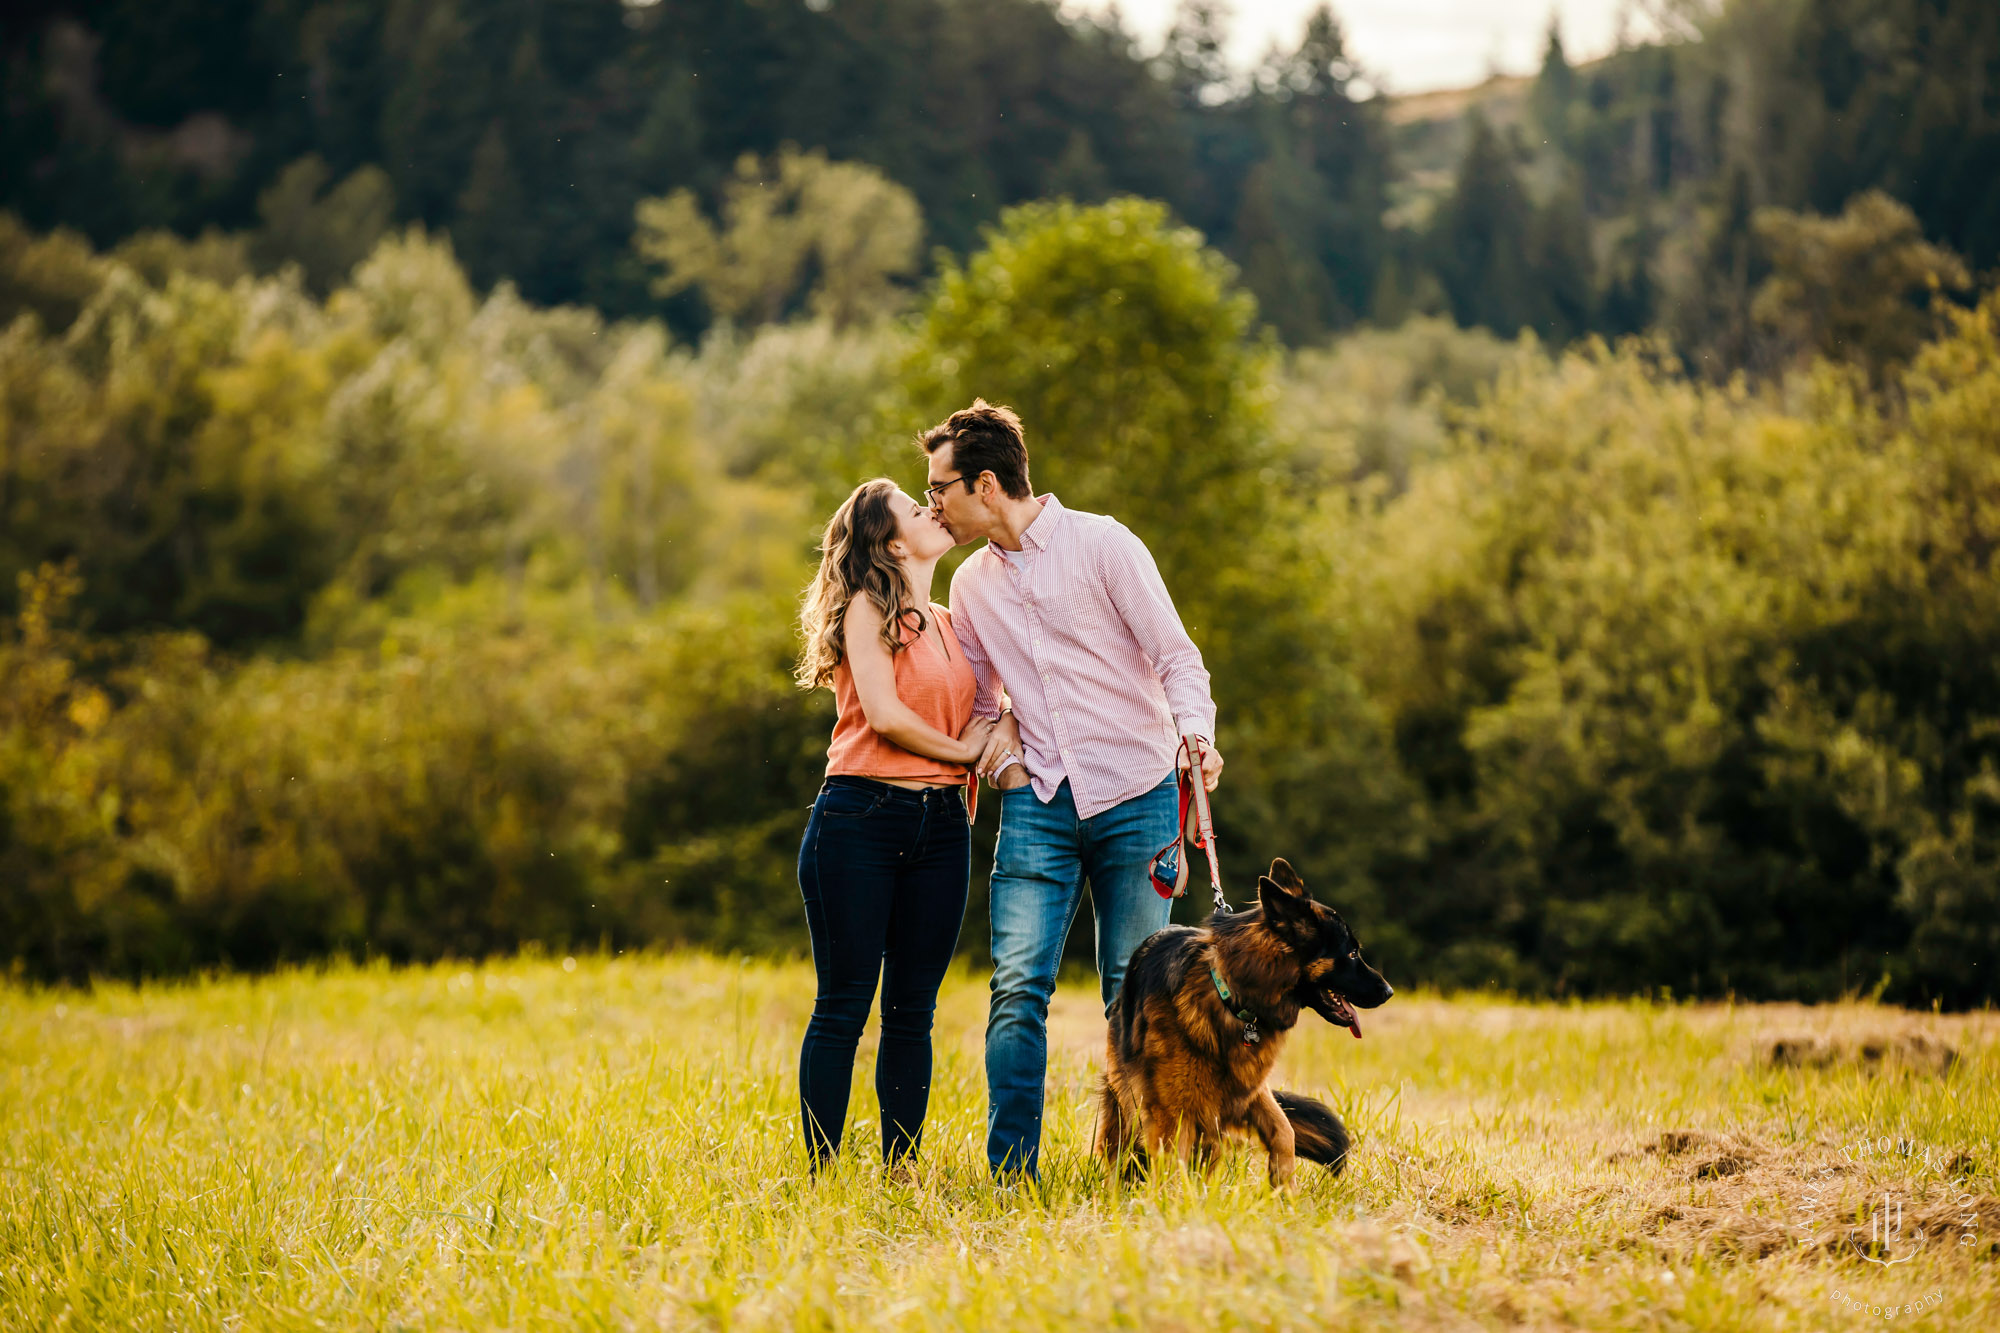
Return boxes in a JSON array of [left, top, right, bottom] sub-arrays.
[[1274, 1090, 1350, 1174]]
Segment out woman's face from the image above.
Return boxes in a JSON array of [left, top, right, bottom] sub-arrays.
[[888, 489, 955, 563]]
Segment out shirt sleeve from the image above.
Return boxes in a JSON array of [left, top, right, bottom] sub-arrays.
[[1096, 522, 1217, 740], [946, 572, 1006, 720]]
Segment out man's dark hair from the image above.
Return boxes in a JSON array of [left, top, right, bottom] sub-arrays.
[[919, 399, 1031, 500]]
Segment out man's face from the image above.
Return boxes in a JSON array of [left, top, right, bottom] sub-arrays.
[[924, 442, 984, 543]]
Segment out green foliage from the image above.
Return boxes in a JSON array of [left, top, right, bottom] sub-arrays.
[[0, 219, 858, 979], [1428, 116, 1540, 337], [1346, 293, 2000, 1003], [250, 155, 396, 295], [2, 203, 1998, 1011], [635, 148, 924, 328], [1528, 21, 1577, 155], [1, 565, 830, 982], [1752, 190, 1972, 381], [1272, 316, 1517, 491]]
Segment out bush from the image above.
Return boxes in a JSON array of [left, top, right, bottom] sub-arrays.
[[1347, 295, 2000, 1003]]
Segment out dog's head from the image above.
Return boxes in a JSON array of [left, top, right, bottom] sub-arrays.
[[1258, 858, 1394, 1038]]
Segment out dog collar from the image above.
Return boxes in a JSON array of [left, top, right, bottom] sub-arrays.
[[1209, 965, 1262, 1045]]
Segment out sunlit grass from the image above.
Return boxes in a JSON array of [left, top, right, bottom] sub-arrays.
[[3, 952, 1994, 1329]]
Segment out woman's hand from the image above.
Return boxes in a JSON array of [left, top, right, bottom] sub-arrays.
[[976, 713, 1029, 791], [956, 715, 996, 766], [975, 712, 1022, 778]]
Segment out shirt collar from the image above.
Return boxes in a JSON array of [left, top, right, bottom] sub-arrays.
[[1007, 494, 1063, 555]]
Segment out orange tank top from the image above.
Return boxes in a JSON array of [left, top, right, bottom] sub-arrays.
[[826, 602, 979, 810]]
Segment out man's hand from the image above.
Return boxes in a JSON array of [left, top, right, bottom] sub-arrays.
[[1177, 735, 1224, 793], [977, 712, 1027, 788]]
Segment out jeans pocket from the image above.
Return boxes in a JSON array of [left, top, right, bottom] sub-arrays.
[[818, 785, 885, 819]]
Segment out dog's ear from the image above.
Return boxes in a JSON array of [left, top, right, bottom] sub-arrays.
[[1265, 858, 1306, 895], [1259, 874, 1314, 937]]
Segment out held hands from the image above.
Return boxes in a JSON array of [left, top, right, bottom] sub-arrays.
[[957, 716, 996, 766], [1177, 734, 1225, 793], [972, 712, 1030, 791]]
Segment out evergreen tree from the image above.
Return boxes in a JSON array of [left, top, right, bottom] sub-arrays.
[[1527, 178, 1595, 342], [1598, 204, 1660, 337], [1429, 114, 1538, 336], [1528, 20, 1576, 154]]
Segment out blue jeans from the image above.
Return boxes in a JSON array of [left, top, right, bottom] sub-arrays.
[[985, 774, 1178, 1177], [797, 777, 970, 1169]]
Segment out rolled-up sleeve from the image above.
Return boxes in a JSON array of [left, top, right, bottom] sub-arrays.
[[1096, 524, 1217, 740]]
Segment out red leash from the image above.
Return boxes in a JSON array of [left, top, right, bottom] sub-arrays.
[[1148, 735, 1229, 914]]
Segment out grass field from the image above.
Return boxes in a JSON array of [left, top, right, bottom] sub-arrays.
[[3, 952, 1995, 1330]]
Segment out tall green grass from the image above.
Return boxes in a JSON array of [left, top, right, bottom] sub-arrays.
[[3, 953, 1993, 1329]]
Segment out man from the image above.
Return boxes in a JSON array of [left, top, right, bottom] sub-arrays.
[[922, 399, 1223, 1180]]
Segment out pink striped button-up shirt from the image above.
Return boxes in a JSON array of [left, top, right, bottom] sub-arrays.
[[947, 495, 1217, 819]]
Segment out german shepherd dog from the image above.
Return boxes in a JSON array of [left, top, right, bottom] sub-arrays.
[[1096, 858, 1393, 1188]]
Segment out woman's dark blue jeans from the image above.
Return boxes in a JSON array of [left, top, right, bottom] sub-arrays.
[[797, 776, 969, 1169]]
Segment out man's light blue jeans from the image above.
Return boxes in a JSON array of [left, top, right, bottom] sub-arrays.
[[985, 773, 1178, 1178]]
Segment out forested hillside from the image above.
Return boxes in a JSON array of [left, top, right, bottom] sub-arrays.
[[8, 0, 1992, 357]]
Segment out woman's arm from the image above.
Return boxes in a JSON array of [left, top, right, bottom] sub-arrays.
[[844, 598, 990, 765]]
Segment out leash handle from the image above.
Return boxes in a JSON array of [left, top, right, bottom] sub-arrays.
[[1183, 735, 1226, 914], [1147, 735, 1227, 913]]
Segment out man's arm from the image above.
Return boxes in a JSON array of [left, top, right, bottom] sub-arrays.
[[947, 580, 1026, 786], [1098, 524, 1223, 789], [946, 581, 1005, 721]]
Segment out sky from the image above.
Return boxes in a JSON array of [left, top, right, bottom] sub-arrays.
[[1063, 0, 1653, 96]]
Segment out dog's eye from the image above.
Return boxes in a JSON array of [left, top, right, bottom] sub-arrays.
[[1348, 949, 1357, 960]]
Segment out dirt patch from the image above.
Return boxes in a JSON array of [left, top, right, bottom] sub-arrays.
[[1693, 1154, 1754, 1179], [1608, 1129, 1763, 1182], [1762, 1031, 1958, 1075], [1641, 1203, 1795, 1259]]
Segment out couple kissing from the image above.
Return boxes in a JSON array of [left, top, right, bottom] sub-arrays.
[[792, 399, 1222, 1181]]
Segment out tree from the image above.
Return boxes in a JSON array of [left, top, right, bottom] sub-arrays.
[[634, 148, 922, 327], [251, 155, 396, 294], [1237, 5, 1393, 338], [1752, 189, 1971, 381], [1527, 178, 1596, 343], [1529, 20, 1577, 154], [1160, 0, 1233, 111], [1429, 114, 1538, 336]]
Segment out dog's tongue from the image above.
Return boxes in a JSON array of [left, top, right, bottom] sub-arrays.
[[1348, 1012, 1363, 1039]]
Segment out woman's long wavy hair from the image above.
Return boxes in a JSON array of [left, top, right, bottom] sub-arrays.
[[796, 478, 927, 689]]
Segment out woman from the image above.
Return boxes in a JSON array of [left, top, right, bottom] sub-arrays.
[[793, 478, 995, 1171]]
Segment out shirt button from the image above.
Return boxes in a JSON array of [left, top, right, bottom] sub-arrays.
[[1033, 638, 1041, 648], [1062, 748, 1071, 757], [1042, 674, 1050, 683]]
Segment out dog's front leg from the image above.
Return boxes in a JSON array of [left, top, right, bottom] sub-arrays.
[[1096, 1083, 1147, 1181], [1247, 1086, 1297, 1191], [1142, 1104, 1201, 1178]]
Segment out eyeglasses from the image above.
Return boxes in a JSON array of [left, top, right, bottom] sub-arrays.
[[924, 473, 975, 505]]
